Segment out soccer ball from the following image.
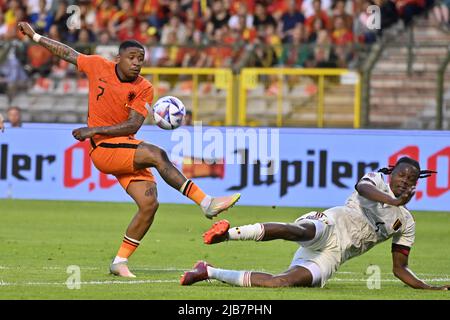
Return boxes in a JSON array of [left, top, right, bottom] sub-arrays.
[[152, 96, 186, 130]]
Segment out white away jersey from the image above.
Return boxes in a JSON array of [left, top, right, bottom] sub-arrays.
[[325, 172, 415, 263]]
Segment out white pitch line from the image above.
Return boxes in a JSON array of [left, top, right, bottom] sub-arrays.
[[0, 279, 178, 286], [0, 278, 449, 287], [0, 266, 186, 272], [329, 278, 450, 282], [1, 266, 449, 277]]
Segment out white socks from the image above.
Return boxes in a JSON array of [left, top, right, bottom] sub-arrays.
[[206, 266, 252, 287], [112, 256, 128, 264], [228, 223, 265, 241], [200, 195, 212, 211]]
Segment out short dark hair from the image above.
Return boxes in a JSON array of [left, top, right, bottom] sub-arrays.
[[378, 156, 436, 179], [119, 40, 145, 54]]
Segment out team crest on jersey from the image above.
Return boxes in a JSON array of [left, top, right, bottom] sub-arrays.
[[392, 219, 402, 231], [128, 91, 136, 102]]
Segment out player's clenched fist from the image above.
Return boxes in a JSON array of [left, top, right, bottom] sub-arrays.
[[17, 22, 36, 38], [72, 127, 97, 141]]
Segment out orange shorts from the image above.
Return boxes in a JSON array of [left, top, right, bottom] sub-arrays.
[[89, 136, 155, 190]]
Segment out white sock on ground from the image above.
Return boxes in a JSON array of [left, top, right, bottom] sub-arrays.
[[228, 223, 264, 241], [206, 266, 252, 287]]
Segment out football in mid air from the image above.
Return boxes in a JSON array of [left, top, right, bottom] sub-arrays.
[[152, 96, 186, 130]]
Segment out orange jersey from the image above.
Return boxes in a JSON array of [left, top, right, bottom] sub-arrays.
[[77, 54, 154, 143]]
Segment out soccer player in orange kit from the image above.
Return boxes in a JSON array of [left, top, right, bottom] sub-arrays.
[[18, 22, 240, 278]]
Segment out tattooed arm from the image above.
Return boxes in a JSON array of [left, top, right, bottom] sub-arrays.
[[72, 110, 145, 141], [17, 22, 79, 66]]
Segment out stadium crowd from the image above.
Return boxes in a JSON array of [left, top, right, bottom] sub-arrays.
[[0, 0, 439, 103]]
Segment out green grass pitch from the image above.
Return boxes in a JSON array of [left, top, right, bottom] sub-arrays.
[[0, 199, 449, 300]]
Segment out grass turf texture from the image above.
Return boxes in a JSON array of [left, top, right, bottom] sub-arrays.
[[0, 199, 449, 300]]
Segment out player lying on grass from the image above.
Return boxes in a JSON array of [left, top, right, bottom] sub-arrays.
[[181, 157, 449, 290], [17, 22, 240, 278]]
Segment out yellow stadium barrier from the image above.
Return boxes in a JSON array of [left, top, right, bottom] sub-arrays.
[[239, 68, 361, 128], [140, 68, 234, 126]]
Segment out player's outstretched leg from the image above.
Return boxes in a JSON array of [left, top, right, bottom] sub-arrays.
[[110, 181, 159, 278], [180, 261, 314, 287], [203, 220, 317, 244], [180, 261, 211, 285], [134, 142, 240, 219]]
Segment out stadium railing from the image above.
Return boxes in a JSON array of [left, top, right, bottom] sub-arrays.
[[238, 68, 361, 128], [139, 67, 234, 126]]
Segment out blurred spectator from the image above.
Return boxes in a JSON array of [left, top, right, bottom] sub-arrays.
[[95, 0, 118, 33], [265, 24, 283, 59], [26, 38, 53, 77], [279, 24, 312, 67], [253, 1, 277, 33], [95, 30, 118, 60], [27, 0, 53, 16], [135, 0, 160, 23], [233, 13, 257, 43], [302, 0, 332, 18], [74, 28, 95, 54], [228, 2, 254, 30], [29, 0, 54, 34], [375, 0, 399, 31], [182, 29, 211, 68], [4, 0, 22, 26], [306, 17, 326, 42], [0, 27, 28, 104], [394, 0, 426, 26], [354, 0, 379, 43], [266, 0, 290, 20], [279, 0, 305, 43], [229, 0, 256, 15], [78, 0, 97, 29], [207, 27, 235, 68], [247, 36, 278, 68], [161, 15, 187, 45], [305, 0, 332, 35], [313, 29, 338, 67], [207, 0, 231, 36], [6, 106, 22, 128], [332, 16, 354, 67], [331, 0, 354, 30], [432, 0, 450, 29], [108, 0, 135, 37], [117, 16, 137, 42], [53, 0, 71, 40], [134, 19, 154, 45], [157, 31, 183, 67], [331, 15, 354, 45]]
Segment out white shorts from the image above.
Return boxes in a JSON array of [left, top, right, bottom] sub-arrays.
[[288, 212, 341, 287]]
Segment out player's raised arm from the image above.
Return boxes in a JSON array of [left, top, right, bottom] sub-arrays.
[[72, 109, 145, 141], [356, 181, 415, 207], [17, 22, 80, 66], [392, 247, 449, 290]]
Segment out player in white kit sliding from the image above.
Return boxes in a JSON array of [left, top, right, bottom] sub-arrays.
[[181, 157, 449, 290]]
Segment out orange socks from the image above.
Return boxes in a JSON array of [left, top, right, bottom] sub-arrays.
[[180, 179, 207, 205], [116, 235, 140, 260]]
